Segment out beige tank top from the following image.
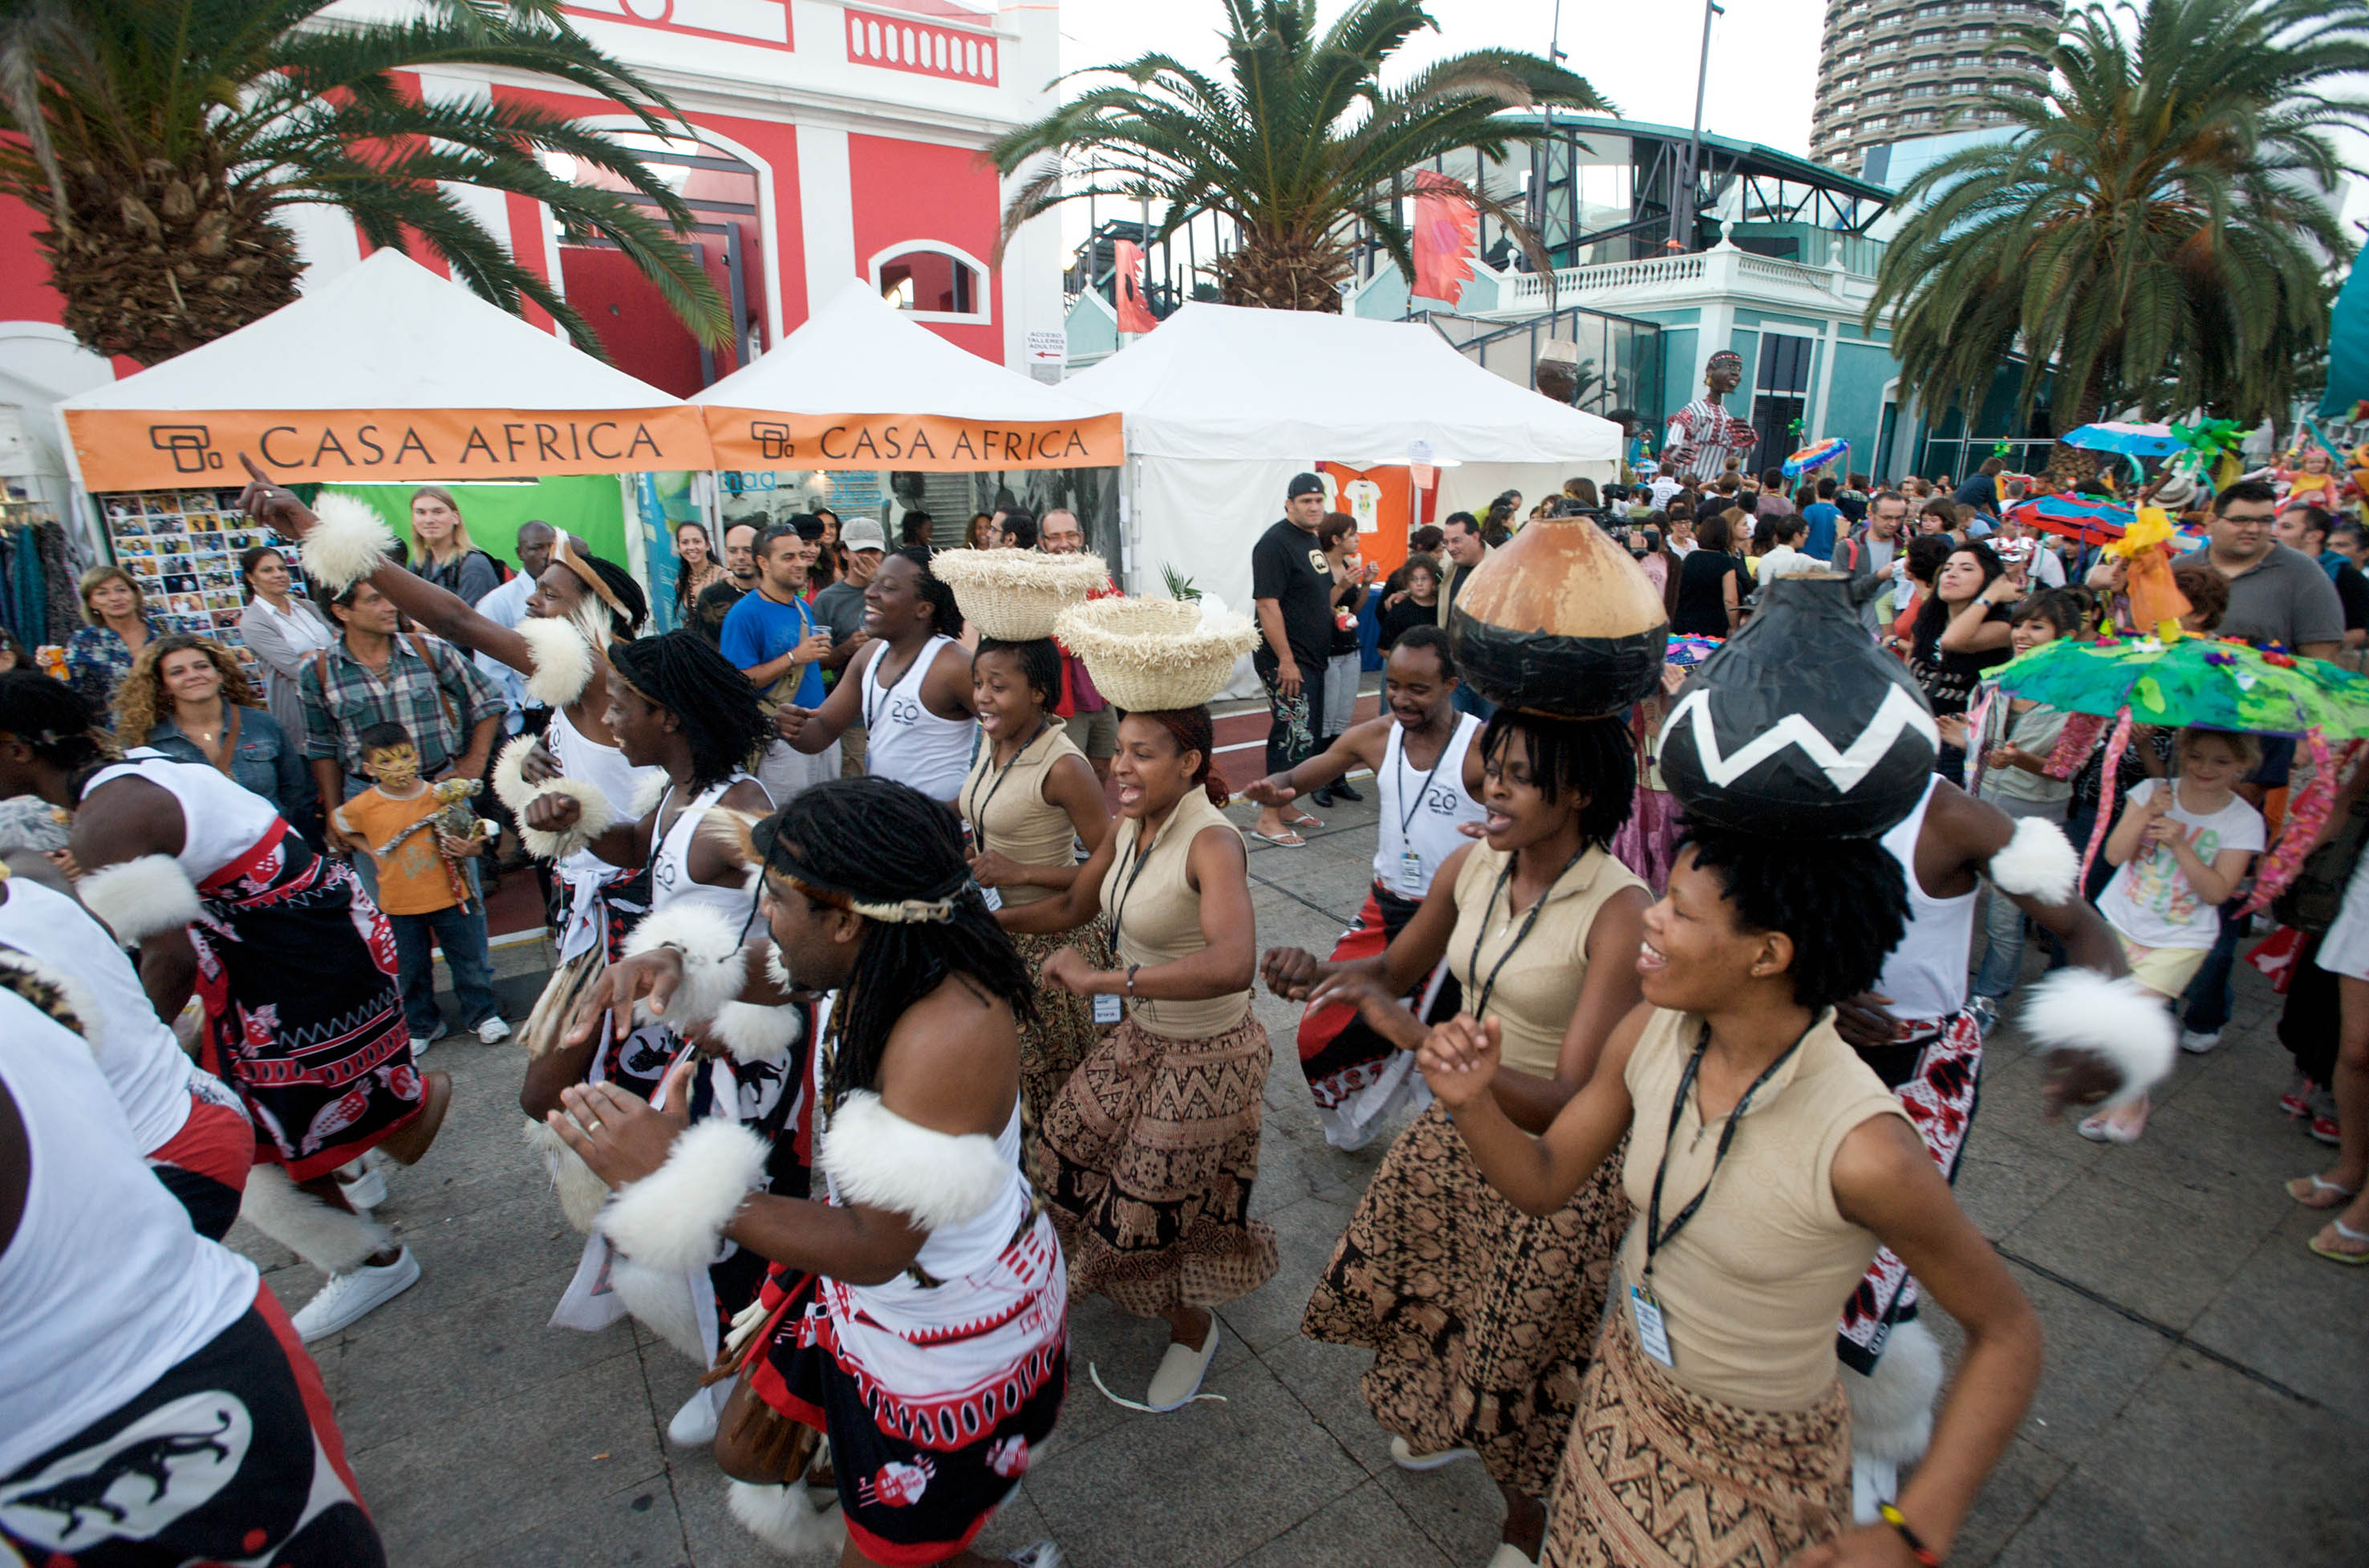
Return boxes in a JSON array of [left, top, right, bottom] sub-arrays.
[[1445, 844, 1647, 1078], [960, 724, 1088, 910], [1617, 1006, 1910, 1410], [1100, 790, 1250, 1039]]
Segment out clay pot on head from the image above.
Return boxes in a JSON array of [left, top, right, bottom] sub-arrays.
[[1446, 513, 1669, 718], [1657, 573, 1939, 838]]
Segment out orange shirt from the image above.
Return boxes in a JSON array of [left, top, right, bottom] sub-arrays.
[[334, 786, 465, 915]]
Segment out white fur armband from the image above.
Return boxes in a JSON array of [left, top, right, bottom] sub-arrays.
[[516, 616, 597, 709], [598, 1117, 770, 1275], [622, 901, 750, 1026], [2018, 968, 2176, 1111], [78, 854, 203, 944], [299, 494, 400, 594], [495, 735, 617, 861], [1987, 816, 2079, 904], [522, 1117, 611, 1234], [710, 1000, 802, 1066], [491, 734, 541, 812], [818, 1090, 1007, 1231], [630, 769, 669, 820]]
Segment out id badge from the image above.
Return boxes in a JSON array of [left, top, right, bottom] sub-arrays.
[[1629, 1282, 1675, 1367], [1398, 849, 1425, 893], [1092, 992, 1123, 1025], [977, 883, 1003, 912]]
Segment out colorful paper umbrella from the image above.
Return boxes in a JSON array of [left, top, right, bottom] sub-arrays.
[[1990, 634, 2369, 738], [1782, 437, 1848, 476], [1665, 634, 1724, 667], [2004, 494, 2133, 545], [2059, 421, 2184, 456]]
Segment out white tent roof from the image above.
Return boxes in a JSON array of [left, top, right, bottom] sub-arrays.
[[695, 279, 1110, 419], [62, 249, 685, 413], [1063, 302, 1622, 465]]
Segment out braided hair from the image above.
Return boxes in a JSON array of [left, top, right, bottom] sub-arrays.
[[0, 671, 115, 797], [607, 631, 773, 792], [761, 776, 1034, 1112], [894, 547, 963, 639]]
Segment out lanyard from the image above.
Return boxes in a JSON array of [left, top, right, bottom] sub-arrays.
[[1641, 1018, 1813, 1280], [1395, 722, 1456, 840], [965, 722, 1048, 857], [1465, 848, 1584, 1023], [1109, 808, 1183, 942], [863, 638, 930, 731]]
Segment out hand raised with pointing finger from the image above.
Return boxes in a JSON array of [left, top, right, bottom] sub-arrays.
[[233, 452, 318, 537]]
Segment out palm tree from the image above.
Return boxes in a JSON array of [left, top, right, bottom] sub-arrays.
[[0, 0, 728, 365], [1867, 0, 2368, 448], [988, 0, 1608, 314]]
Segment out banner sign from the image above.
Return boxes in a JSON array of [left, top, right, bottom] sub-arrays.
[[66, 406, 715, 490], [702, 408, 1122, 472]]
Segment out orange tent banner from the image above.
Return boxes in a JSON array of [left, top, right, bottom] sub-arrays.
[[66, 405, 714, 490], [702, 408, 1124, 472]]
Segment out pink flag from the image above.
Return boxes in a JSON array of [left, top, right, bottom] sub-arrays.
[[1412, 171, 1479, 306]]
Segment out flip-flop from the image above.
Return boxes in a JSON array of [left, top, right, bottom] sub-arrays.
[[1285, 813, 1324, 831], [1251, 830, 1308, 849], [2286, 1173, 2363, 1209], [2308, 1218, 2369, 1265]]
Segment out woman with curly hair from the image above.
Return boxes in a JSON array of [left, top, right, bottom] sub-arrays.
[[113, 634, 311, 824]]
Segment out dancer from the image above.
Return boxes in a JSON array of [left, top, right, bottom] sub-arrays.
[[0, 976, 387, 1566], [1285, 710, 1648, 1567], [0, 672, 448, 1340], [1239, 626, 1487, 1149], [1418, 827, 2042, 1568], [0, 859, 253, 1238], [775, 548, 979, 804], [961, 635, 1114, 1129], [551, 780, 1065, 1568], [1008, 703, 1271, 1410]]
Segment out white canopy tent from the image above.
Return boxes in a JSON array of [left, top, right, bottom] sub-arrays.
[[1064, 302, 1624, 616]]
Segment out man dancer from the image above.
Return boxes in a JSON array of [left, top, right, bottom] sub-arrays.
[[1662, 348, 1758, 484], [1250, 472, 1337, 846], [1830, 772, 2166, 1520], [1243, 626, 1487, 1148]]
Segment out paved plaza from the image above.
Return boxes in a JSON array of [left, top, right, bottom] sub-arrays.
[[236, 786, 2369, 1568]]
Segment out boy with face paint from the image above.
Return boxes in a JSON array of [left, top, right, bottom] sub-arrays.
[[333, 720, 504, 1047]]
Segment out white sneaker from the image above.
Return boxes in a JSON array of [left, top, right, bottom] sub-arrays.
[[336, 1165, 387, 1210], [1389, 1433, 1480, 1471], [408, 1020, 443, 1056], [477, 1015, 512, 1045], [290, 1246, 420, 1342], [2178, 1028, 2222, 1054], [667, 1384, 723, 1448], [1008, 1544, 1064, 1568]]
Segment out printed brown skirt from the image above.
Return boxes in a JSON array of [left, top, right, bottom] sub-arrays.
[[1012, 917, 1114, 1138], [1302, 1101, 1630, 1498], [1542, 1308, 1852, 1568], [1032, 1009, 1279, 1317]]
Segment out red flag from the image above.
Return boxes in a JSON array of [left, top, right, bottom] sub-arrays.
[[1114, 240, 1156, 334], [1411, 170, 1479, 306]]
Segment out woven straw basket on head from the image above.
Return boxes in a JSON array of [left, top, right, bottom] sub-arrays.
[[1053, 596, 1258, 712], [931, 549, 1109, 640]]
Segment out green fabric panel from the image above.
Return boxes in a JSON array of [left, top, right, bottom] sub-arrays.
[[321, 477, 627, 571]]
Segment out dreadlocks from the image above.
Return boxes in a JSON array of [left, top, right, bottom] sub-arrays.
[[608, 630, 773, 792], [761, 776, 1033, 1112], [896, 546, 964, 639], [1479, 710, 1636, 850], [0, 671, 115, 796]]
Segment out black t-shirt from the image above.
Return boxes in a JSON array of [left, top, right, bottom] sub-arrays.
[[1672, 550, 1742, 636], [1909, 602, 2014, 715], [692, 579, 748, 644], [1378, 594, 1437, 650], [1251, 518, 1337, 666]]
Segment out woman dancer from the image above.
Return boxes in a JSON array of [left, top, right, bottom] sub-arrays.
[[1418, 827, 2041, 1568], [777, 549, 978, 804], [0, 672, 448, 1340], [1281, 711, 1646, 1567], [962, 636, 1114, 1128], [1010, 706, 1270, 1410], [554, 780, 1065, 1567]]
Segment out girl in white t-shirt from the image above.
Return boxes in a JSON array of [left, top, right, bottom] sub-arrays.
[[2087, 727, 2266, 1142]]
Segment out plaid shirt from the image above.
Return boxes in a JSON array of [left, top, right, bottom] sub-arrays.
[[299, 632, 505, 776]]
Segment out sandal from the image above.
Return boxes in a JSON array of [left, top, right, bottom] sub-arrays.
[[2308, 1218, 2369, 1265], [2286, 1173, 2363, 1209], [1284, 812, 1324, 831], [1250, 830, 1308, 849]]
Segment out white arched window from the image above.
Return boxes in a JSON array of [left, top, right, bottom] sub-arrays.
[[868, 241, 992, 323]]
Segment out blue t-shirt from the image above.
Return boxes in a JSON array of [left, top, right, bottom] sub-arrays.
[[719, 589, 825, 708], [1800, 501, 1841, 560]]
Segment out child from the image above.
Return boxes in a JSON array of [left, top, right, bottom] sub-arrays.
[[2087, 727, 2266, 1142], [333, 720, 508, 1048], [1962, 590, 2083, 1031]]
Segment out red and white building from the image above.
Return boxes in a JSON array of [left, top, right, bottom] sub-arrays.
[[0, 0, 1068, 506]]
